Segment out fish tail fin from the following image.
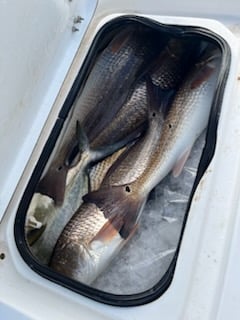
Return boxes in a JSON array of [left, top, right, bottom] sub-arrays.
[[83, 185, 144, 239], [37, 165, 68, 206], [37, 121, 84, 205]]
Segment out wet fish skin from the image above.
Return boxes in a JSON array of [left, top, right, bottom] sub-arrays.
[[90, 79, 148, 150], [151, 37, 198, 89], [84, 44, 222, 239], [37, 25, 162, 205], [37, 35, 198, 205], [29, 117, 141, 261], [36, 118, 81, 206]]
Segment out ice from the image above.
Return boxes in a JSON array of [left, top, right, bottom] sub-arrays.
[[92, 132, 206, 294]]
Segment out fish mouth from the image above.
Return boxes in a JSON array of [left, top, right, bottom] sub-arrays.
[[72, 242, 102, 285], [51, 234, 123, 285], [76, 234, 125, 285]]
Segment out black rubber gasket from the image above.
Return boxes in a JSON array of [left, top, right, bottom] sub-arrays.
[[14, 15, 231, 307]]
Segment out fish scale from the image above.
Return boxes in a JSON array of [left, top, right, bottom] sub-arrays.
[[90, 79, 147, 149], [58, 203, 107, 245], [89, 147, 127, 191]]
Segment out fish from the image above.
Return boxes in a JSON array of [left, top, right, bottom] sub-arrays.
[[37, 24, 164, 206], [29, 37, 202, 263], [48, 39, 206, 283], [82, 37, 196, 186], [84, 44, 222, 239], [49, 77, 170, 283]]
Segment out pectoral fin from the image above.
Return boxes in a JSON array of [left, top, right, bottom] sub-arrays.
[[91, 220, 121, 243], [172, 148, 191, 177]]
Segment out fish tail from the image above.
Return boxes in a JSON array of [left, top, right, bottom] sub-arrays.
[[83, 185, 144, 239], [38, 121, 86, 205], [37, 166, 68, 206]]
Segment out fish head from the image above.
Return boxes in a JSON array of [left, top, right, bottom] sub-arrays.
[[73, 231, 124, 285], [51, 222, 124, 285], [50, 202, 125, 285], [50, 240, 94, 283]]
